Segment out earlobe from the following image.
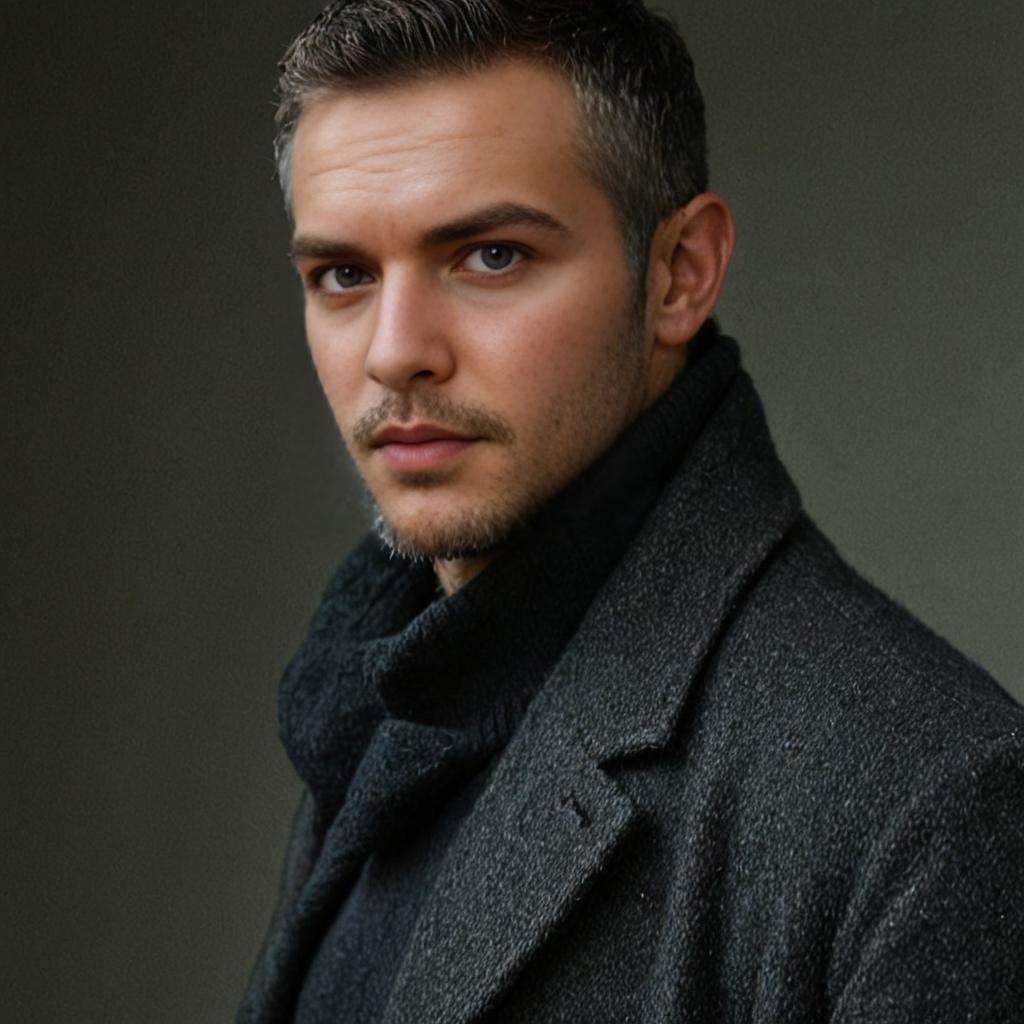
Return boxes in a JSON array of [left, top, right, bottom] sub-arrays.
[[650, 193, 735, 349]]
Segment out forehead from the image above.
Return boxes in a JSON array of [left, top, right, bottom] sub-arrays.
[[288, 60, 607, 239]]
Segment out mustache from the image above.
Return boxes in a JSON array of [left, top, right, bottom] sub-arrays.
[[350, 392, 516, 448]]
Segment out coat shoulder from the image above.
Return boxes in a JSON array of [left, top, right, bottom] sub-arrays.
[[652, 511, 1024, 869], [713, 513, 1023, 766], [626, 515, 1024, 1018]]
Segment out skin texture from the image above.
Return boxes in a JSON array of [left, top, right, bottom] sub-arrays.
[[289, 60, 734, 593]]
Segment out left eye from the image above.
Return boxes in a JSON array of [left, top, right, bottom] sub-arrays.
[[462, 245, 524, 273]]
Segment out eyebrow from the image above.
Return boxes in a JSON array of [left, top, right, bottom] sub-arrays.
[[289, 202, 570, 263], [421, 202, 570, 246]]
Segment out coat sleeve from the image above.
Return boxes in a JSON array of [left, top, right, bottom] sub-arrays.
[[237, 789, 320, 1021], [829, 735, 1024, 1024], [264, 788, 320, 938]]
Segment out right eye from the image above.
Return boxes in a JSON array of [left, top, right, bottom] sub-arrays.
[[316, 265, 372, 293]]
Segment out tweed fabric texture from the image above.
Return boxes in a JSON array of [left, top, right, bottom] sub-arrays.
[[240, 326, 1024, 1023]]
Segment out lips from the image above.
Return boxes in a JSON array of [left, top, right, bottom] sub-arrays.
[[372, 424, 476, 446], [371, 423, 479, 471]]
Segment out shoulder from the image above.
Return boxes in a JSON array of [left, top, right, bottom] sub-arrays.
[[732, 513, 1021, 740], [680, 510, 1024, 843], [641, 514, 1024, 1011]]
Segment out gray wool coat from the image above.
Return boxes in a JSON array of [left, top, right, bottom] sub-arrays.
[[240, 369, 1024, 1023]]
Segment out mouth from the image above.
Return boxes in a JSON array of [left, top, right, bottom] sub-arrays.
[[370, 423, 481, 472]]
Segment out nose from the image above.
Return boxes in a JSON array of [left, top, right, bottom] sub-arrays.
[[364, 271, 456, 390]]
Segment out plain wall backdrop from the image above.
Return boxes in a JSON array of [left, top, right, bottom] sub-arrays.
[[3, 2, 1021, 1020]]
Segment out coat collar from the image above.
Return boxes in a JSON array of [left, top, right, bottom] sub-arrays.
[[383, 369, 803, 1023], [560, 368, 803, 763]]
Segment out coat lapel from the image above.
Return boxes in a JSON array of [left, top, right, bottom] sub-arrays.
[[385, 371, 803, 1022], [557, 369, 803, 764], [384, 704, 639, 1024]]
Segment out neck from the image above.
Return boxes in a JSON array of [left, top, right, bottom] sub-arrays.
[[433, 552, 500, 595]]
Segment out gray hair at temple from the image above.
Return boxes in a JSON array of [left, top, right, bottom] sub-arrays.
[[274, 0, 709, 286]]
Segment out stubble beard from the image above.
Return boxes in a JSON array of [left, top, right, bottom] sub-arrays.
[[368, 488, 524, 562], [354, 311, 647, 563]]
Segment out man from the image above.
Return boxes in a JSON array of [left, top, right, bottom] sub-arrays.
[[239, 2, 1024, 1021]]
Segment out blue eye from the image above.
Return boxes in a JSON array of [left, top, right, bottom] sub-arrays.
[[318, 265, 370, 292], [463, 245, 524, 273]]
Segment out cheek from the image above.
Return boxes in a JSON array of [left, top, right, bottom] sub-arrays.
[[304, 319, 365, 432], [472, 311, 618, 452], [475, 267, 623, 371], [469, 311, 579, 417]]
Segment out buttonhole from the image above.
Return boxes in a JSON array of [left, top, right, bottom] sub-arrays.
[[559, 793, 591, 829]]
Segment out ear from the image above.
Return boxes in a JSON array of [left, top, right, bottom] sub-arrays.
[[646, 193, 735, 349]]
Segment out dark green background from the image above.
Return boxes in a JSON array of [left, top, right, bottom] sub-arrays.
[[3, 2, 1021, 1020]]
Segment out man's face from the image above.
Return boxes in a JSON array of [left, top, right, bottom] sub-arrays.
[[289, 60, 657, 560]]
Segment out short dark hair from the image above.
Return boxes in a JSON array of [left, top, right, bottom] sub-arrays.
[[275, 0, 708, 284]]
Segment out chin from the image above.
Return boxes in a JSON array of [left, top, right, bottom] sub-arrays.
[[369, 492, 529, 562]]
